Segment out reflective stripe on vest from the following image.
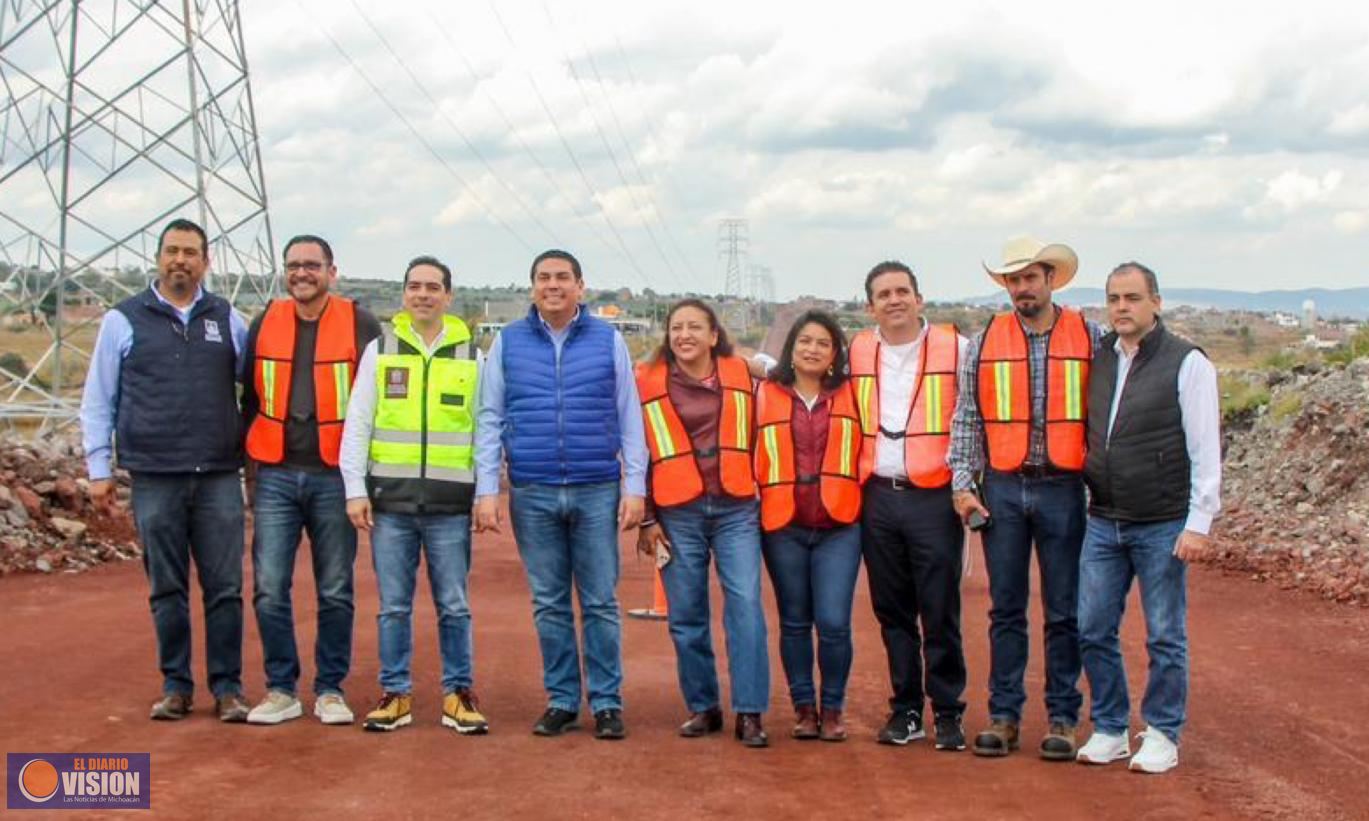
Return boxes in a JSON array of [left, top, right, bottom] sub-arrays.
[[637, 355, 757, 508], [976, 308, 1090, 472], [245, 295, 358, 466], [368, 314, 478, 484], [754, 379, 862, 532], [847, 324, 959, 488]]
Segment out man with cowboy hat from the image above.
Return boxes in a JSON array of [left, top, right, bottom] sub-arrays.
[[949, 235, 1103, 761]]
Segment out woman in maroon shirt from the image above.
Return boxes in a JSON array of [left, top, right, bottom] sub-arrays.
[[636, 299, 770, 747], [759, 311, 863, 741]]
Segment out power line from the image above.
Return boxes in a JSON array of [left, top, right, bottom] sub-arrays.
[[542, 1, 683, 290], [573, 23, 697, 282], [611, 33, 702, 281], [347, 0, 560, 243], [421, 7, 636, 273], [295, 0, 536, 253], [485, 0, 654, 289]]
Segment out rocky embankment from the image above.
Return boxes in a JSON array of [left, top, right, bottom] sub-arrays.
[[0, 434, 139, 575], [1212, 359, 1369, 605]]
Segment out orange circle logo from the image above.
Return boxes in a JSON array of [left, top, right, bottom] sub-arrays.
[[18, 758, 59, 802]]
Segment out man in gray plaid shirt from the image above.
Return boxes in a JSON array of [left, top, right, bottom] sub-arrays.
[[948, 236, 1102, 761]]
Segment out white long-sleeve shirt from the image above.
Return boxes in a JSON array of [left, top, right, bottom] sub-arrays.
[[1106, 340, 1222, 534], [339, 327, 484, 500], [871, 322, 972, 480]]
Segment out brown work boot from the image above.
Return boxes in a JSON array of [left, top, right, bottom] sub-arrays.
[[215, 692, 250, 723], [972, 719, 1020, 757], [735, 713, 769, 748], [149, 693, 193, 721], [1039, 721, 1078, 761], [678, 707, 723, 737], [819, 708, 847, 743], [792, 705, 820, 740]]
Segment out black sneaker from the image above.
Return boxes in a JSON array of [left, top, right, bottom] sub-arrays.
[[593, 709, 626, 740], [532, 708, 579, 736], [934, 714, 966, 751], [876, 709, 925, 745]]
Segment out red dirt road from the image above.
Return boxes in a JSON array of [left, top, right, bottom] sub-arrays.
[[3, 507, 1368, 820]]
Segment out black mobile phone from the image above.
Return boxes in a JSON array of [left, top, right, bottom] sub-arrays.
[[967, 509, 990, 532]]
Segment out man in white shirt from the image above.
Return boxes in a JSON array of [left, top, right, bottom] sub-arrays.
[[847, 262, 973, 750], [1074, 262, 1222, 775]]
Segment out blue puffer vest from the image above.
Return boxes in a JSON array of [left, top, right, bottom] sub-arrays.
[[113, 287, 242, 474], [500, 306, 621, 485]]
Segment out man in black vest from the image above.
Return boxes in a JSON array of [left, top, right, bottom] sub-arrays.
[[1075, 262, 1221, 774], [80, 218, 251, 722]]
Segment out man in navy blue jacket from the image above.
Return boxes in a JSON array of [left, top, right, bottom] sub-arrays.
[[80, 218, 250, 723], [474, 249, 648, 740]]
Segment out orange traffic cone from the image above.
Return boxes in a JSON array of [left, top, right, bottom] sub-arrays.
[[627, 565, 669, 621]]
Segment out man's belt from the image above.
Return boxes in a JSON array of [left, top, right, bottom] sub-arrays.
[[878, 426, 906, 440]]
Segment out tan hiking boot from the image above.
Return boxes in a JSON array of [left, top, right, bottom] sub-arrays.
[[363, 693, 413, 732], [1040, 721, 1078, 760], [441, 689, 488, 734], [972, 719, 1021, 756]]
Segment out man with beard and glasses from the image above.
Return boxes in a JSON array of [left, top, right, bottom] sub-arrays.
[[948, 236, 1103, 761], [81, 218, 252, 722], [240, 235, 381, 726]]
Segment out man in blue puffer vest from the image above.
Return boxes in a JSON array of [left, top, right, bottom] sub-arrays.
[[474, 249, 648, 740]]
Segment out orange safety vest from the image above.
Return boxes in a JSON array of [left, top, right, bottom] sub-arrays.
[[754, 380, 862, 532], [848, 324, 959, 488], [976, 307, 1090, 472], [245, 296, 359, 467], [637, 355, 757, 508]]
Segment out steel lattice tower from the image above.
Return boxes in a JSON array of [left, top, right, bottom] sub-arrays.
[[0, 0, 275, 434]]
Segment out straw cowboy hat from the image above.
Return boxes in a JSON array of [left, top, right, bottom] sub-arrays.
[[983, 235, 1079, 290]]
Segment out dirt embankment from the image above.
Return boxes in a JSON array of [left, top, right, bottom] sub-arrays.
[[0, 434, 139, 575], [1210, 358, 1369, 605]]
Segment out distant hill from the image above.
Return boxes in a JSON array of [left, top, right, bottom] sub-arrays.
[[964, 287, 1369, 319]]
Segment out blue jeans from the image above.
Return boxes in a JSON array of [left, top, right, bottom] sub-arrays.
[[658, 496, 769, 714], [1079, 515, 1189, 743], [251, 466, 356, 696], [130, 470, 244, 698], [371, 512, 474, 694], [762, 524, 861, 711], [981, 470, 1086, 724], [509, 481, 623, 713]]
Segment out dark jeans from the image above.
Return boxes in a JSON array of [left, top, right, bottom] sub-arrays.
[[131, 470, 245, 698], [981, 470, 1086, 725], [762, 523, 862, 711], [861, 481, 966, 717], [251, 466, 356, 696]]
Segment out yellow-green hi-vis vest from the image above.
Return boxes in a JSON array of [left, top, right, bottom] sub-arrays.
[[367, 313, 479, 514]]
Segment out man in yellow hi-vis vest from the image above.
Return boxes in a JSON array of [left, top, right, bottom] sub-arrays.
[[338, 256, 487, 735]]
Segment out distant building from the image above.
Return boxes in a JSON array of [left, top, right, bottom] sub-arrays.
[[1302, 299, 1317, 330]]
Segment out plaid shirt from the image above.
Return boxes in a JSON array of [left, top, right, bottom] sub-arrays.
[[948, 309, 1103, 491]]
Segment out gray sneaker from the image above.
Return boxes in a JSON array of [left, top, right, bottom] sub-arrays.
[[216, 692, 251, 723], [313, 693, 354, 725], [246, 690, 301, 725]]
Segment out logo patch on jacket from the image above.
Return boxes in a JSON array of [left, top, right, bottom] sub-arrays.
[[440, 393, 465, 407], [203, 318, 223, 343], [384, 367, 410, 398]]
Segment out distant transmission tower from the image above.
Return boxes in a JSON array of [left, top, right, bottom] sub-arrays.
[[0, 0, 276, 435], [749, 264, 774, 303], [716, 218, 748, 334]]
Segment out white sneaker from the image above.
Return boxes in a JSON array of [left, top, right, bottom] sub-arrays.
[[1076, 730, 1131, 764], [246, 690, 303, 725], [314, 693, 355, 725], [1129, 726, 1179, 774]]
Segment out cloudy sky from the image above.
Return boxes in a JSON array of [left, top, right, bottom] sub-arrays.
[[241, 0, 1369, 301]]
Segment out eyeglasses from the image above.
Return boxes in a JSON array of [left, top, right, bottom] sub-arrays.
[[285, 261, 326, 273]]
